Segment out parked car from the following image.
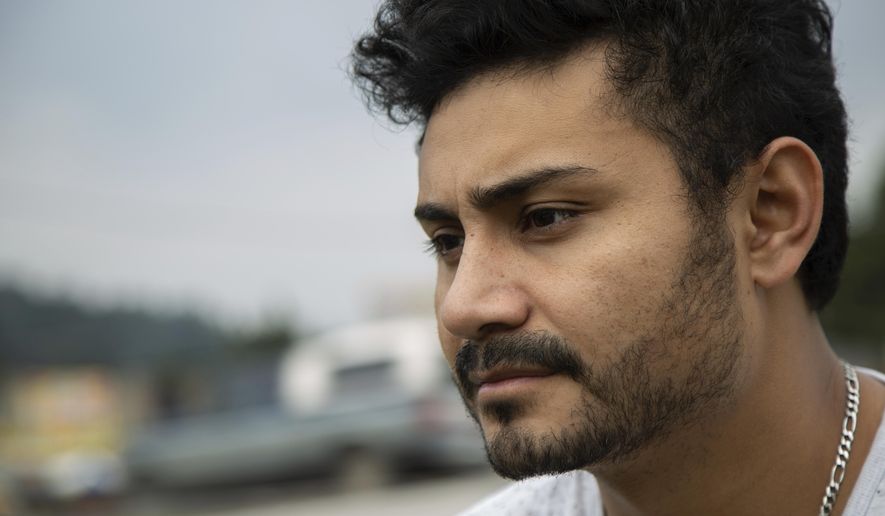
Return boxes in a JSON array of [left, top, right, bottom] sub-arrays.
[[126, 317, 486, 489], [279, 316, 486, 486]]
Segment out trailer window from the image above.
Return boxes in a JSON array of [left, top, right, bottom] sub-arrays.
[[332, 360, 394, 396]]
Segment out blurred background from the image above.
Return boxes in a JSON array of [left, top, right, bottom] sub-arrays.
[[0, 1, 883, 514]]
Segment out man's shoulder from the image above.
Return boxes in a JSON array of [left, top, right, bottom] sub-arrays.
[[459, 471, 602, 516], [859, 366, 885, 384]]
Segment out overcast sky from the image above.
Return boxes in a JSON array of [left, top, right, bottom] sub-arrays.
[[1, 1, 883, 332]]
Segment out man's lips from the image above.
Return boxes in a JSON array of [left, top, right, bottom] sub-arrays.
[[471, 367, 555, 389]]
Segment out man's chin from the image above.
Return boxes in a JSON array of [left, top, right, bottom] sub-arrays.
[[482, 424, 588, 480]]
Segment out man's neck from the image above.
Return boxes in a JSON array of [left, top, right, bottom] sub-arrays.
[[591, 303, 885, 516]]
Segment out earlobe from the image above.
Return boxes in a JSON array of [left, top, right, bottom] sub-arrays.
[[747, 137, 823, 289]]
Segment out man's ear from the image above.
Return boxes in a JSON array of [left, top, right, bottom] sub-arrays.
[[745, 137, 824, 289]]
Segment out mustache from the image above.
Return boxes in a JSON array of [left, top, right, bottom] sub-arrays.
[[454, 332, 585, 401]]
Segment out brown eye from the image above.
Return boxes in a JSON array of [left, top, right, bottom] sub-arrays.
[[430, 234, 464, 256], [525, 208, 575, 229]]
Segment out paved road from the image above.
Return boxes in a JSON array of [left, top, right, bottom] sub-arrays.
[[204, 472, 509, 516], [120, 470, 510, 516]]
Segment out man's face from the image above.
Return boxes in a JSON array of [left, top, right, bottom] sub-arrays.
[[415, 48, 746, 479]]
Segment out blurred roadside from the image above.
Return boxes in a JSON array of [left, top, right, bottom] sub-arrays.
[[0, 297, 488, 515], [0, 288, 288, 514]]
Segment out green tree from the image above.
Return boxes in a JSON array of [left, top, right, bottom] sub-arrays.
[[227, 317, 297, 359]]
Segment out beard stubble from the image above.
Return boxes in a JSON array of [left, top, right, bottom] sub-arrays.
[[452, 217, 744, 480]]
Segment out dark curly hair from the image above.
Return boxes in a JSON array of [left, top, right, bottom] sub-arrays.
[[351, 0, 849, 311]]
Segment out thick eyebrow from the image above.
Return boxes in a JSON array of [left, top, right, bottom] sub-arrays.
[[413, 165, 598, 224], [469, 165, 598, 210], [414, 202, 458, 223]]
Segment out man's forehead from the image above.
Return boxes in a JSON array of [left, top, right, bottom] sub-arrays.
[[416, 65, 625, 210], [426, 55, 608, 141]]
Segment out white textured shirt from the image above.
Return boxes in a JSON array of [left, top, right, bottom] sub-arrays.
[[460, 367, 885, 515]]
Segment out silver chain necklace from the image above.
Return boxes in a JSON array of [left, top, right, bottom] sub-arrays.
[[819, 362, 860, 516]]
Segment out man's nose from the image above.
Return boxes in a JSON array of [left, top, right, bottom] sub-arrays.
[[438, 242, 530, 341]]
